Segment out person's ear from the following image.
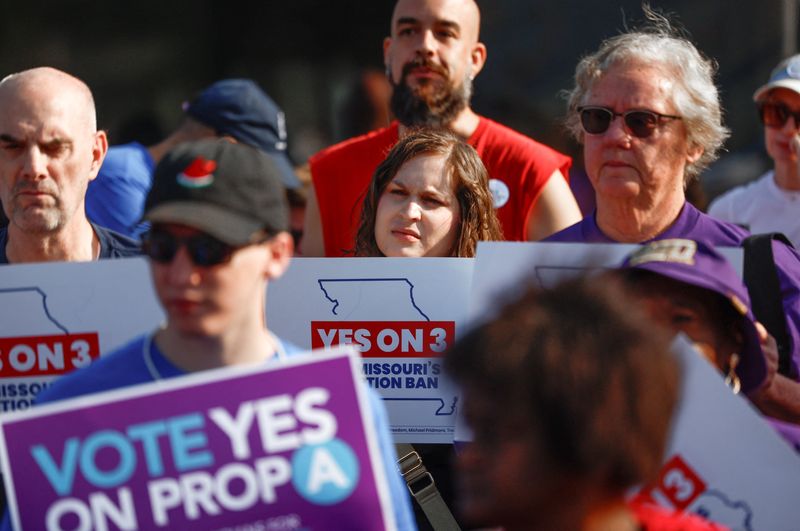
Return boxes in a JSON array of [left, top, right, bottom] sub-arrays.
[[469, 42, 487, 79], [686, 143, 704, 165], [263, 231, 294, 280], [88, 130, 109, 182]]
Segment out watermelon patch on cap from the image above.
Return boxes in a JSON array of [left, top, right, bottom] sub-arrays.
[[177, 157, 217, 188]]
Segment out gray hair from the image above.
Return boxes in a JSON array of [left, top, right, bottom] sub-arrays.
[[564, 9, 730, 182]]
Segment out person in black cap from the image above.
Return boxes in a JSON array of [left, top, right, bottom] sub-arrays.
[[85, 79, 300, 239], [29, 138, 416, 530]]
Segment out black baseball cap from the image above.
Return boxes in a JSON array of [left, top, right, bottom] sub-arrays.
[[184, 78, 301, 189], [144, 138, 288, 245]]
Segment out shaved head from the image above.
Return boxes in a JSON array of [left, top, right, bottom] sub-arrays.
[[0, 66, 108, 241], [391, 0, 481, 42], [0, 67, 97, 133]]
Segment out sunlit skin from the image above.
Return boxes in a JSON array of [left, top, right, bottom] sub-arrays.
[[581, 61, 703, 242], [374, 153, 461, 257], [0, 68, 107, 262], [631, 274, 742, 371], [150, 223, 293, 371], [762, 88, 800, 191], [383, 0, 485, 138]]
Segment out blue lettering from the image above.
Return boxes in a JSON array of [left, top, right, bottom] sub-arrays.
[[31, 438, 80, 496], [169, 413, 213, 471], [80, 431, 136, 488], [127, 420, 168, 477]]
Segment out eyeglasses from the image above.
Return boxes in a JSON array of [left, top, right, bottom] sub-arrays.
[[142, 229, 237, 267], [578, 106, 682, 138], [758, 102, 800, 128]]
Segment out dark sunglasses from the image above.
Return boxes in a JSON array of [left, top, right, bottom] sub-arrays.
[[142, 229, 237, 267], [758, 102, 800, 128], [578, 106, 682, 138]]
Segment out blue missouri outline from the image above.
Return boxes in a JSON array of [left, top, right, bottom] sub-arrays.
[[692, 489, 754, 531], [317, 278, 431, 321], [384, 396, 457, 416], [0, 287, 69, 334]]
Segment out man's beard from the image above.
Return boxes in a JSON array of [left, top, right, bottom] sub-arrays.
[[8, 179, 66, 233], [389, 58, 473, 128]]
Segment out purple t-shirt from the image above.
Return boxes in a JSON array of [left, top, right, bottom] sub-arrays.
[[547, 202, 800, 380]]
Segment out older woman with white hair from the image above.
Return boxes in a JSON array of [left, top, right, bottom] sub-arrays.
[[547, 10, 800, 424]]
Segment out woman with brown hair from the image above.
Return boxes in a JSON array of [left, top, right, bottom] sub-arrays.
[[354, 128, 502, 257]]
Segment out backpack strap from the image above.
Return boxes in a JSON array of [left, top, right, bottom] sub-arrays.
[[396, 443, 461, 531], [742, 232, 794, 376]]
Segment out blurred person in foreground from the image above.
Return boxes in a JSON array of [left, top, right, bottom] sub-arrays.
[[355, 128, 502, 257], [24, 138, 415, 530], [708, 55, 800, 245], [0, 67, 139, 264], [445, 278, 725, 530], [620, 238, 800, 449], [302, 0, 581, 257], [546, 9, 800, 418]]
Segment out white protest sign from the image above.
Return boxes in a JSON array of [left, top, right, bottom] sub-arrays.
[[0, 258, 163, 410], [268, 257, 474, 443], [468, 241, 742, 326], [459, 241, 800, 529], [638, 336, 800, 530]]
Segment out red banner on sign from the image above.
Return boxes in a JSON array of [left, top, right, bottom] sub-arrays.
[[311, 321, 455, 357], [0, 333, 100, 376]]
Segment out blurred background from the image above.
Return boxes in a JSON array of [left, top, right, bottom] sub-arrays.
[[1, 0, 793, 204]]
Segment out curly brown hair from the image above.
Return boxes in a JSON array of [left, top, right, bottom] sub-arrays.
[[446, 276, 680, 494], [354, 128, 502, 257]]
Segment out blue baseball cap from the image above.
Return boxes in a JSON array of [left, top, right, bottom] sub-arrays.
[[184, 79, 301, 189], [753, 54, 800, 101], [621, 239, 767, 394]]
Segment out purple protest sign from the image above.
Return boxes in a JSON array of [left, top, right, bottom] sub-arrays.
[[0, 347, 395, 530]]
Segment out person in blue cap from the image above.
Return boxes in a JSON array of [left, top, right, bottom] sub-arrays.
[[85, 79, 301, 239]]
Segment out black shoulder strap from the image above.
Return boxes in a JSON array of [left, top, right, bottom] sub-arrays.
[[742, 232, 794, 376]]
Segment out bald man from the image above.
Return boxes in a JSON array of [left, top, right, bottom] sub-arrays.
[[303, 0, 582, 256], [0, 67, 139, 264]]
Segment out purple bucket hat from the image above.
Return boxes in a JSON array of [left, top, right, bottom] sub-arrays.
[[621, 238, 767, 394]]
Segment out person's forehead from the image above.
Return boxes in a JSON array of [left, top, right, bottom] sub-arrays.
[[391, 0, 479, 35], [588, 61, 677, 108], [0, 84, 91, 138], [393, 152, 453, 187]]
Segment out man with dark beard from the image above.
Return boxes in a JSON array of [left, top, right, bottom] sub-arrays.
[[302, 0, 581, 257]]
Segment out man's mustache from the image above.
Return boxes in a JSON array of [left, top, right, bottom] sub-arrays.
[[400, 58, 449, 80], [13, 180, 58, 197]]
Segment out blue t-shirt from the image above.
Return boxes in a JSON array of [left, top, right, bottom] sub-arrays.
[[0, 223, 140, 264], [85, 142, 155, 239], [4, 334, 415, 530]]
